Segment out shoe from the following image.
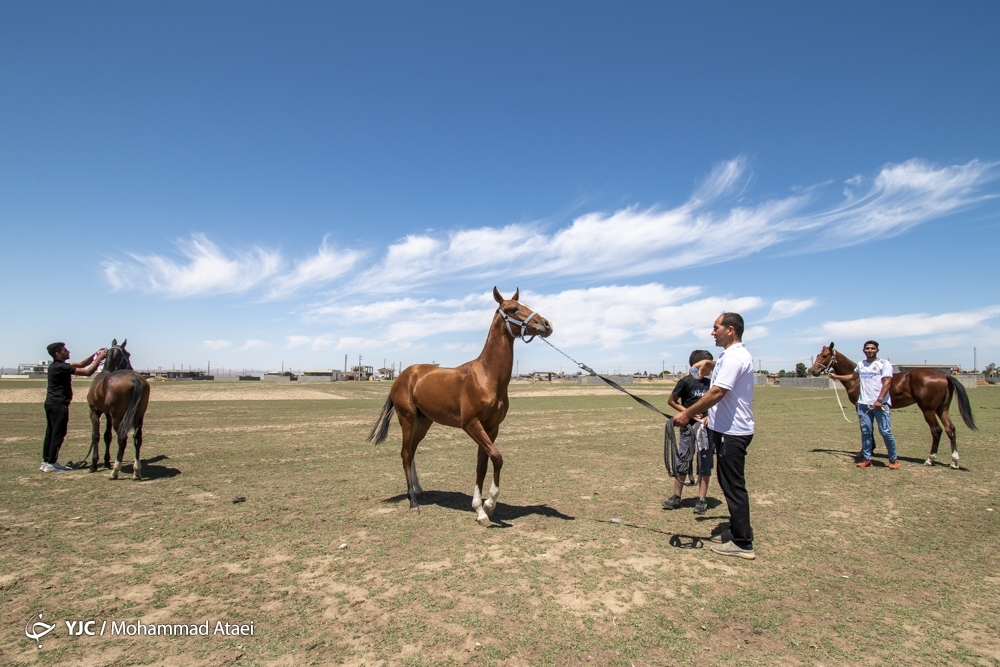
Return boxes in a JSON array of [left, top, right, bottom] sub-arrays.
[[39, 462, 56, 472], [888, 460, 900, 469], [709, 530, 732, 543], [662, 495, 682, 510], [694, 498, 708, 515], [51, 462, 70, 471], [857, 460, 872, 468], [710, 541, 755, 560]]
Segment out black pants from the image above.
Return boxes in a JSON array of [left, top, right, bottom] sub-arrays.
[[708, 428, 754, 550], [43, 402, 70, 464]]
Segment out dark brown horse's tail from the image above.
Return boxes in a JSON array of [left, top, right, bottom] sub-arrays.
[[119, 373, 145, 436], [367, 396, 395, 445], [946, 375, 977, 430]]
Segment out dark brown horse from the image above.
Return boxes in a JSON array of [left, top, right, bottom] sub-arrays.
[[368, 288, 553, 525], [86, 339, 151, 479], [810, 342, 976, 468]]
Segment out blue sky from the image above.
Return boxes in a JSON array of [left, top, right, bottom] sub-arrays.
[[2, 2, 999, 374]]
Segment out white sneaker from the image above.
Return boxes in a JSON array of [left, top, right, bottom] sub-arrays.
[[40, 462, 56, 472]]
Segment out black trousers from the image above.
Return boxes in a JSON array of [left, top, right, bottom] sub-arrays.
[[708, 428, 754, 549], [43, 402, 70, 464]]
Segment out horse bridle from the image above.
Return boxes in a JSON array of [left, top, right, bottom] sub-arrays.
[[105, 345, 132, 372], [497, 307, 540, 343], [817, 347, 837, 375]]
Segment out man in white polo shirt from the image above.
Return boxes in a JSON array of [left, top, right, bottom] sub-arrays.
[[674, 312, 756, 560], [830, 340, 899, 469]]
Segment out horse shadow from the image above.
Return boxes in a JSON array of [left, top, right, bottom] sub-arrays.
[[382, 490, 575, 527], [118, 454, 182, 481], [809, 448, 968, 470]]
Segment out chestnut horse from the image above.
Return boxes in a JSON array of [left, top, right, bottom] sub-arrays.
[[810, 342, 976, 468], [368, 288, 553, 525], [86, 339, 151, 479]]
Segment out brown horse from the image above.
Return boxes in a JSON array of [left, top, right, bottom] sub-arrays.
[[368, 288, 553, 525], [86, 339, 151, 479], [809, 342, 976, 468]]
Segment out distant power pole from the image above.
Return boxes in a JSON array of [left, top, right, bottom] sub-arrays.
[[974, 347, 977, 372]]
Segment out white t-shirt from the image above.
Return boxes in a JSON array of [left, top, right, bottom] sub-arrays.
[[856, 358, 893, 406], [708, 342, 755, 435]]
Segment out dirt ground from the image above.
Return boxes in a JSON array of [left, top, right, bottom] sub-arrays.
[[1, 379, 998, 666]]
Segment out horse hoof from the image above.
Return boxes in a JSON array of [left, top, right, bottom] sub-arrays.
[[89, 467, 98, 474], [477, 516, 492, 527], [483, 500, 496, 517], [924, 459, 934, 466], [950, 463, 960, 470], [109, 473, 118, 480], [133, 474, 142, 481], [409, 503, 419, 511]]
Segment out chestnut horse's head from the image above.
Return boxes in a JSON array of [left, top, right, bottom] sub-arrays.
[[809, 342, 836, 376], [106, 338, 133, 372], [493, 287, 553, 341]]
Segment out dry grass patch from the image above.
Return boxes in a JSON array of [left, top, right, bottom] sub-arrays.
[[1, 380, 998, 666]]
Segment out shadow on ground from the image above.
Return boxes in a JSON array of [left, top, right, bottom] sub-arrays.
[[382, 489, 574, 526], [119, 454, 181, 480], [809, 448, 968, 470]]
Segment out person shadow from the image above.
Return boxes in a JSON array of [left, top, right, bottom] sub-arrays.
[[382, 490, 575, 527], [809, 447, 967, 470]]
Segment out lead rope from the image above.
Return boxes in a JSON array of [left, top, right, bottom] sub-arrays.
[[831, 381, 854, 423], [539, 337, 680, 474]]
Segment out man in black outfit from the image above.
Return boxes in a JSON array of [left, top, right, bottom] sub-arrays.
[[41, 342, 105, 472], [663, 350, 714, 514]]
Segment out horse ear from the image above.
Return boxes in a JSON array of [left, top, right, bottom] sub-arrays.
[[121, 339, 127, 348], [512, 288, 519, 301], [493, 287, 503, 304], [112, 338, 118, 346], [829, 341, 835, 350]]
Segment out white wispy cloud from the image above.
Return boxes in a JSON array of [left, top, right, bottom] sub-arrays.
[[203, 339, 232, 350], [343, 157, 997, 295], [816, 305, 1000, 341], [240, 339, 271, 350], [264, 239, 362, 300], [103, 235, 358, 300], [287, 284, 768, 353], [103, 234, 282, 297], [100, 158, 998, 303], [762, 298, 817, 322]]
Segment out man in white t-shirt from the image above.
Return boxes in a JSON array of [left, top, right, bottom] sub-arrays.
[[674, 312, 756, 560], [830, 340, 899, 469]]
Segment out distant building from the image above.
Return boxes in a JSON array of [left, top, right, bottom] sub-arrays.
[[17, 361, 50, 379], [150, 370, 214, 380], [298, 369, 345, 382]]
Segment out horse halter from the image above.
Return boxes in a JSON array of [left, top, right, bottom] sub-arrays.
[[817, 347, 837, 375], [105, 345, 132, 372], [497, 307, 540, 343]]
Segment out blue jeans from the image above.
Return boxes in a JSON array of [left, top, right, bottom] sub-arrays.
[[857, 404, 897, 461]]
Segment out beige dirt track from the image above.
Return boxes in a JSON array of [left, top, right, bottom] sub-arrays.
[[1, 379, 998, 666]]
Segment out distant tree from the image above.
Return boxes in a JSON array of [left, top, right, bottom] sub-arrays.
[[795, 362, 807, 377], [758, 369, 769, 376], [778, 369, 787, 378]]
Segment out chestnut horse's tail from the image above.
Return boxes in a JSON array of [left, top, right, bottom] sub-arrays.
[[946, 375, 977, 430], [367, 396, 395, 445], [119, 373, 145, 436]]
